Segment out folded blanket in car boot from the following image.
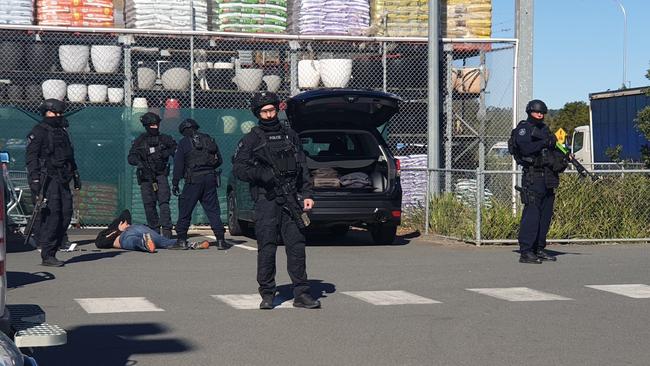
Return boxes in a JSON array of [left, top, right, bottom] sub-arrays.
[[340, 172, 371, 188]]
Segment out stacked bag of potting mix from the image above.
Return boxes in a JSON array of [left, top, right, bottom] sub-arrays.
[[212, 0, 288, 33], [36, 0, 115, 27], [288, 0, 369, 35], [369, 0, 491, 38], [0, 0, 34, 25], [125, 0, 208, 30], [441, 0, 492, 38]]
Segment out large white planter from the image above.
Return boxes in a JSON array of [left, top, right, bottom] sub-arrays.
[[262, 75, 281, 92], [42, 79, 67, 101], [137, 67, 156, 89], [107, 87, 124, 103], [232, 68, 263, 92], [161, 68, 191, 90], [59, 45, 90, 73], [298, 60, 320, 88], [88, 84, 107, 103], [319, 59, 353, 88], [91, 45, 122, 73], [67, 84, 87, 102]]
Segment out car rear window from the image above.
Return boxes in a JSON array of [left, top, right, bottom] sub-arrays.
[[300, 130, 381, 159]]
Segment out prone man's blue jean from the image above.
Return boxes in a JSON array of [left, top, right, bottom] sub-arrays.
[[119, 224, 176, 252]]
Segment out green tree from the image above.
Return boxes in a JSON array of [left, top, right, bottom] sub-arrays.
[[547, 101, 589, 137], [634, 63, 650, 167]]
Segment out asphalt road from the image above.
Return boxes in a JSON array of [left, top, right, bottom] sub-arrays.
[[5, 229, 650, 366]]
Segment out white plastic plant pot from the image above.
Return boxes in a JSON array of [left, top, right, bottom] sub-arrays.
[[240, 120, 256, 134], [42, 79, 66, 101], [107, 87, 124, 103], [66, 84, 87, 102], [222, 115, 238, 134], [137, 67, 156, 89], [91, 45, 122, 73], [161, 68, 191, 90], [319, 59, 353, 88], [59, 45, 90, 73], [298, 59, 320, 88], [232, 68, 263, 92], [132, 97, 148, 109], [262, 75, 281, 92], [88, 84, 108, 103], [212, 62, 234, 69]]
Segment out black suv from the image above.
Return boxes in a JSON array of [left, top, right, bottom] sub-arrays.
[[226, 89, 403, 244]]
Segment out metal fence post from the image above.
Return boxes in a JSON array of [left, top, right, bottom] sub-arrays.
[[475, 168, 483, 246], [425, 168, 431, 235]]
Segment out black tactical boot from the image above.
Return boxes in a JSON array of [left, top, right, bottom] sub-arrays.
[[519, 251, 542, 264], [168, 238, 189, 250], [535, 250, 557, 262], [259, 295, 274, 310], [293, 293, 321, 309], [216, 238, 228, 250], [41, 257, 64, 267]]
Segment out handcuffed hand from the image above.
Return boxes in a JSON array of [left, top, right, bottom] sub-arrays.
[[172, 185, 180, 196]]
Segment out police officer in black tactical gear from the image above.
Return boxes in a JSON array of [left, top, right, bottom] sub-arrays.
[[232, 92, 320, 310], [510, 99, 568, 264], [127, 112, 177, 238], [169, 118, 228, 250], [26, 99, 81, 267]]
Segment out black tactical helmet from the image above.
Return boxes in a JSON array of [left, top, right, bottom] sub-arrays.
[[140, 112, 161, 126], [526, 99, 548, 114], [178, 118, 200, 134], [39, 98, 66, 116], [250, 91, 280, 117]]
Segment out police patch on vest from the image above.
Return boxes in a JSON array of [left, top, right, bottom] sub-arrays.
[[518, 128, 526, 136], [268, 135, 282, 140]]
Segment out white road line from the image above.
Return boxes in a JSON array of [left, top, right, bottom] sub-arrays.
[[75, 297, 165, 314], [585, 284, 650, 298], [205, 235, 257, 251], [212, 294, 294, 310], [342, 290, 440, 305], [467, 287, 573, 302]]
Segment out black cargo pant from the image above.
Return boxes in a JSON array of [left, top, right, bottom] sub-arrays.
[[518, 173, 555, 254], [175, 172, 225, 240], [254, 196, 309, 298], [140, 175, 172, 234], [38, 179, 73, 260]]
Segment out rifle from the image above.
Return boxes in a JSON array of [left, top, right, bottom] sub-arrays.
[[554, 142, 599, 181], [252, 144, 310, 229], [23, 172, 48, 247]]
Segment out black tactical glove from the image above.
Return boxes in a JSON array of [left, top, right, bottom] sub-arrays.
[[73, 171, 82, 190], [545, 134, 557, 148], [172, 185, 180, 196], [29, 179, 41, 194], [257, 167, 275, 184]]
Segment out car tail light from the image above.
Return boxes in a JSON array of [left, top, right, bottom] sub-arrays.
[[391, 210, 401, 218], [395, 158, 401, 177]]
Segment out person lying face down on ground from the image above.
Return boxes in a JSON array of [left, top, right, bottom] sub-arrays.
[[94, 210, 209, 253]]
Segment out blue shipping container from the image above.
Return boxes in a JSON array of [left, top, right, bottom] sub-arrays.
[[590, 87, 650, 162]]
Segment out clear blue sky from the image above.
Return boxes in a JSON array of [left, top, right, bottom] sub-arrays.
[[492, 0, 650, 109]]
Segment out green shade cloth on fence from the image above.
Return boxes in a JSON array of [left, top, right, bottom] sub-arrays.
[[0, 106, 255, 225]]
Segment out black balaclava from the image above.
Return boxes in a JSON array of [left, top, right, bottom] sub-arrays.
[[181, 127, 196, 137], [43, 115, 65, 128], [145, 124, 160, 136]]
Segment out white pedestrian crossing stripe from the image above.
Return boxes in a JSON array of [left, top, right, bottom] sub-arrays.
[[212, 294, 293, 309], [585, 284, 650, 298], [75, 297, 165, 314], [467, 287, 572, 302], [342, 291, 440, 305]]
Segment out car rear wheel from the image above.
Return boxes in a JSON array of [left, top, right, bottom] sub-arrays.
[[227, 191, 246, 236], [369, 224, 397, 244]]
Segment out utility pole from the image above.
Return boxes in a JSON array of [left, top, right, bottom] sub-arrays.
[[515, 0, 534, 121]]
